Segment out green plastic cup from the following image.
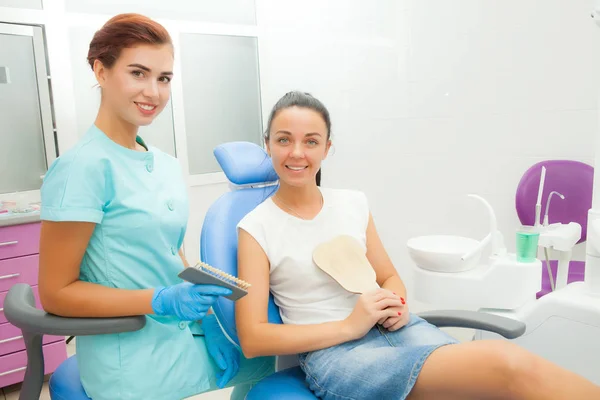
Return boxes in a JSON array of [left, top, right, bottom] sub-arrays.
[[516, 231, 539, 263]]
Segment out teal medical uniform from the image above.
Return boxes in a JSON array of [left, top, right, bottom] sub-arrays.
[[41, 125, 274, 400]]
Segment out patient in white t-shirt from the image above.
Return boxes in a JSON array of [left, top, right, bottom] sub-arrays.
[[235, 91, 600, 400]]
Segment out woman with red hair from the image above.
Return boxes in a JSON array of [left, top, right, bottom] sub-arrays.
[[38, 13, 274, 400]]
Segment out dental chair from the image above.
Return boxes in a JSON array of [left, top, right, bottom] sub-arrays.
[[201, 141, 529, 399], [406, 157, 600, 385], [514, 160, 593, 298]]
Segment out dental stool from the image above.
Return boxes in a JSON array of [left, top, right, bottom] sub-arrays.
[[4, 285, 145, 400], [515, 160, 593, 298], [201, 141, 531, 399]]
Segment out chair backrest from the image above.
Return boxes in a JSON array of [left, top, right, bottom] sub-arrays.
[[515, 160, 593, 243], [200, 141, 282, 347]]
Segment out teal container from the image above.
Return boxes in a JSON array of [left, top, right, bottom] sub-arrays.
[[516, 231, 539, 263]]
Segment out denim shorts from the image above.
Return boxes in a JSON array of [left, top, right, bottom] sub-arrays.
[[298, 314, 459, 400]]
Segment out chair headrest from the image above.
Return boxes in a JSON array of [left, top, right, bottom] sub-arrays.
[[214, 141, 279, 187]]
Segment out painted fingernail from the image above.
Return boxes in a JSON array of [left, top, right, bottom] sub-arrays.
[[398, 312, 402, 316]]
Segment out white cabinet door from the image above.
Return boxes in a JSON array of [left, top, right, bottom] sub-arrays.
[[0, 23, 55, 194]]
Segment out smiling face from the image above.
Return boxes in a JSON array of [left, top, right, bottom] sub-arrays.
[[93, 44, 173, 128], [266, 106, 331, 188]]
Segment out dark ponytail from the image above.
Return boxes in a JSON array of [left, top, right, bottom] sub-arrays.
[[264, 91, 331, 186]]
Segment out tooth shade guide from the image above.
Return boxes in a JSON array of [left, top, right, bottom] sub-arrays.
[[195, 262, 252, 289]]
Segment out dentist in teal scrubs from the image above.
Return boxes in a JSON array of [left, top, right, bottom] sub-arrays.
[[38, 13, 273, 400]]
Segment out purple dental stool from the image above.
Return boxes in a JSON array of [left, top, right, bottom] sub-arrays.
[[515, 160, 593, 298]]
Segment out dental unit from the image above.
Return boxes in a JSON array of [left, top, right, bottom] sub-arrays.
[[407, 173, 600, 383], [408, 164, 599, 385]]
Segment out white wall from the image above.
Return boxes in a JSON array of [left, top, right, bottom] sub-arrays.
[[254, 0, 600, 325]]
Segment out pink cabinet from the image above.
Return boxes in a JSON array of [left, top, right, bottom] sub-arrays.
[[0, 220, 67, 389], [0, 222, 41, 261], [0, 255, 39, 293]]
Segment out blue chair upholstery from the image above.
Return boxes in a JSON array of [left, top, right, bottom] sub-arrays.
[[49, 356, 90, 400], [244, 366, 316, 399], [201, 142, 282, 345], [201, 141, 318, 398]]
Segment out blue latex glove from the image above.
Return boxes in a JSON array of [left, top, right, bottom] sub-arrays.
[[203, 313, 240, 388], [151, 282, 232, 321]]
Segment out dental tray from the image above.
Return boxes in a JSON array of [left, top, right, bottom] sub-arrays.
[[177, 262, 250, 301]]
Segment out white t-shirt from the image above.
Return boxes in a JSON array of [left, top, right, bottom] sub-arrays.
[[237, 187, 370, 325]]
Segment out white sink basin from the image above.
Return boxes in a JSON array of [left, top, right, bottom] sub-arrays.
[[407, 235, 482, 273]]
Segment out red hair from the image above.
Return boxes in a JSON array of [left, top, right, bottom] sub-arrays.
[[87, 13, 172, 70]]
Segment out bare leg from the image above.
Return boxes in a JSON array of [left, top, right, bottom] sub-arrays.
[[407, 340, 600, 400]]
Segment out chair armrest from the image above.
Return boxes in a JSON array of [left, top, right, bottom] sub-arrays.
[[5, 284, 146, 336], [418, 309, 526, 339], [4, 284, 146, 400]]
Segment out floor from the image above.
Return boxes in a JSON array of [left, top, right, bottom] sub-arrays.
[[0, 338, 234, 400]]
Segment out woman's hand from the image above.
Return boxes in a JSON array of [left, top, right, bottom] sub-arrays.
[[342, 289, 404, 340], [203, 314, 240, 388], [151, 282, 232, 321], [378, 299, 410, 332]]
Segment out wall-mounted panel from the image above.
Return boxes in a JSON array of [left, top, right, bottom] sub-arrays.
[[179, 33, 262, 175], [0, 27, 49, 193]]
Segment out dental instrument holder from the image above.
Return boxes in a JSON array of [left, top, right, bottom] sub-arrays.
[[540, 190, 565, 292], [518, 223, 581, 292], [534, 166, 547, 229], [409, 194, 543, 310], [529, 165, 580, 292]]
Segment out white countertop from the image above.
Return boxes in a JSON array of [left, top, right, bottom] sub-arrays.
[[0, 211, 41, 227]]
